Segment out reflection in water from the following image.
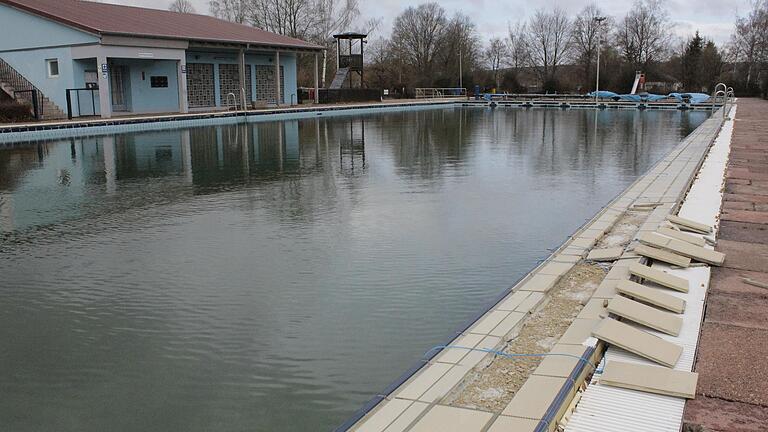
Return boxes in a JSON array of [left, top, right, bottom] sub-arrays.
[[0, 107, 708, 431]]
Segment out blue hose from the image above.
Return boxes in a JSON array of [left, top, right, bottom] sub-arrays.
[[424, 345, 596, 370]]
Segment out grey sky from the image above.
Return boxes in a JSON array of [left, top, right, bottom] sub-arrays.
[[106, 0, 750, 45]]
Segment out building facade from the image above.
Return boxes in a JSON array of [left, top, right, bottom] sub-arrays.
[[0, 0, 322, 119]]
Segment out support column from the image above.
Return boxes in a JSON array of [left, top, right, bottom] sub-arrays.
[[97, 56, 112, 119], [178, 59, 189, 114], [275, 50, 281, 107], [314, 52, 319, 104], [238, 49, 247, 110]]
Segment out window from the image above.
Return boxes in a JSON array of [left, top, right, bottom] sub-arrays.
[[150, 76, 168, 88], [46, 59, 59, 78]]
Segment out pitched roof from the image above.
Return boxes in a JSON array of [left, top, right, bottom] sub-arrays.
[[0, 0, 323, 50]]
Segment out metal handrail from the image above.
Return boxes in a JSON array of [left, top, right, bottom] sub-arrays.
[[0, 57, 45, 119], [225, 92, 239, 111], [415, 88, 467, 99]]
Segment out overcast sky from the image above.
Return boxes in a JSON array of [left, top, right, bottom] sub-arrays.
[[105, 0, 751, 45]]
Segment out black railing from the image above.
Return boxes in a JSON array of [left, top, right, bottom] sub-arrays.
[[12, 89, 39, 120], [66, 88, 99, 119], [339, 55, 363, 71], [0, 58, 45, 119]]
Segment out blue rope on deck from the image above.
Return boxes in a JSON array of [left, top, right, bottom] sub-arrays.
[[424, 345, 596, 370]]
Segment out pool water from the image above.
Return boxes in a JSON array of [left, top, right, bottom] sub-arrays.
[[0, 107, 708, 431]]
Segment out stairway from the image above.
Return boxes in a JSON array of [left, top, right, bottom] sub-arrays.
[[329, 67, 349, 89], [0, 57, 67, 120]]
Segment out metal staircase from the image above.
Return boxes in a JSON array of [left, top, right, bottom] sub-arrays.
[[329, 67, 349, 89], [0, 57, 67, 120]]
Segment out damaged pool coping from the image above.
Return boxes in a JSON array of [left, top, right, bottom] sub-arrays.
[[339, 106, 730, 432]]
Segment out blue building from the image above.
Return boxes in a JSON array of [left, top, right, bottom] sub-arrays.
[[0, 0, 323, 119]]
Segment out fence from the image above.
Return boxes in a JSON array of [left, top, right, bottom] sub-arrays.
[[65, 88, 100, 119], [415, 88, 467, 99], [0, 58, 45, 120]]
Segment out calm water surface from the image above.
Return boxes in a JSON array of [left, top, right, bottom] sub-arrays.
[[0, 107, 708, 431]]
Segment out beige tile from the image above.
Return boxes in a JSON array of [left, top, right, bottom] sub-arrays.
[[591, 318, 683, 368], [515, 292, 545, 313], [561, 246, 588, 257], [538, 262, 574, 276], [604, 264, 631, 280], [435, 333, 486, 364], [666, 214, 713, 234], [490, 312, 526, 337], [558, 319, 598, 345], [657, 226, 707, 247], [577, 298, 608, 319], [354, 399, 413, 432], [600, 360, 698, 399], [607, 295, 683, 336], [486, 416, 539, 432], [497, 291, 531, 311], [409, 405, 493, 432], [587, 247, 625, 262], [396, 363, 452, 400], [501, 375, 567, 419], [533, 344, 589, 378], [634, 244, 691, 267], [639, 232, 724, 265], [419, 365, 472, 402], [383, 401, 429, 432], [570, 237, 597, 248], [616, 279, 686, 313], [629, 262, 689, 292], [552, 254, 581, 264], [469, 310, 509, 335], [519, 274, 559, 293], [591, 278, 618, 299], [459, 336, 501, 367]]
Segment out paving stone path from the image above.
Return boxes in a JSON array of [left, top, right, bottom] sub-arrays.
[[684, 98, 768, 432]]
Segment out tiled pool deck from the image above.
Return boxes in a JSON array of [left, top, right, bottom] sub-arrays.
[[344, 104, 731, 432]]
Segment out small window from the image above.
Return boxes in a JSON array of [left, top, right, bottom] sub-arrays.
[[46, 59, 59, 78], [150, 76, 168, 88]]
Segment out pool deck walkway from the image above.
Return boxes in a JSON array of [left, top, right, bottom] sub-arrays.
[[683, 98, 768, 432]]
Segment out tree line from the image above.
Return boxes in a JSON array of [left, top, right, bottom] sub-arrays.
[[171, 0, 768, 97]]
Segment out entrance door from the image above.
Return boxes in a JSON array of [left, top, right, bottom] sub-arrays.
[[110, 65, 130, 112]]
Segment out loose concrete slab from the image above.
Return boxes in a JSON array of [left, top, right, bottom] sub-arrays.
[[638, 232, 725, 266], [657, 226, 707, 246], [616, 279, 686, 313], [634, 244, 692, 267], [600, 361, 698, 399], [518, 274, 560, 293], [489, 312, 526, 337], [501, 375, 567, 419], [587, 247, 625, 262], [607, 295, 683, 336], [591, 318, 683, 368], [409, 405, 493, 432], [496, 291, 531, 312], [533, 344, 590, 378], [667, 214, 713, 234], [591, 278, 619, 299], [539, 261, 575, 276], [576, 298, 608, 319], [629, 262, 690, 292], [485, 416, 539, 432], [558, 318, 598, 345], [515, 292, 545, 313]]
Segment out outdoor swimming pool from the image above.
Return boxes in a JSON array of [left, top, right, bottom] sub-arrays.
[[0, 106, 709, 431]]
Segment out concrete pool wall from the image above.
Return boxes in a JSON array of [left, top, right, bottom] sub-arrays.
[[342, 106, 729, 432]]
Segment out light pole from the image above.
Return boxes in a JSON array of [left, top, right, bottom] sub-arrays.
[[594, 16, 606, 105]]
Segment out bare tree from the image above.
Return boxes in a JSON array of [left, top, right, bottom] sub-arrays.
[[209, 0, 250, 23], [169, 0, 196, 13], [526, 8, 572, 89], [438, 13, 480, 88], [729, 0, 768, 89], [571, 4, 610, 90], [390, 3, 449, 86], [616, 0, 672, 68], [484, 38, 508, 89], [507, 22, 529, 70]]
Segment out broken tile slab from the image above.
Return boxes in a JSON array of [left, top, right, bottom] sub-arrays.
[[657, 226, 707, 247], [435, 333, 487, 364], [638, 232, 725, 266], [616, 279, 686, 314], [667, 214, 713, 234], [502, 375, 568, 419], [458, 336, 501, 367], [570, 237, 598, 249], [592, 279, 619, 299], [629, 262, 690, 292], [558, 318, 598, 345], [485, 416, 539, 432], [533, 344, 590, 378], [382, 401, 430, 432], [600, 360, 698, 399], [396, 363, 453, 400], [634, 244, 692, 267], [561, 246, 589, 257], [552, 254, 581, 264], [496, 291, 531, 311], [591, 318, 683, 368], [604, 264, 631, 280], [409, 405, 494, 432], [577, 298, 609, 319], [607, 295, 683, 336], [515, 292, 545, 313], [518, 274, 559, 293], [490, 312, 526, 337], [538, 262, 575, 277], [469, 310, 510, 335], [587, 247, 625, 262]]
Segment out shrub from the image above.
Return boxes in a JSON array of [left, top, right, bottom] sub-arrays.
[[0, 100, 33, 123]]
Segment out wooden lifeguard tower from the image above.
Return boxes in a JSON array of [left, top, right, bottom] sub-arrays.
[[330, 32, 367, 89]]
